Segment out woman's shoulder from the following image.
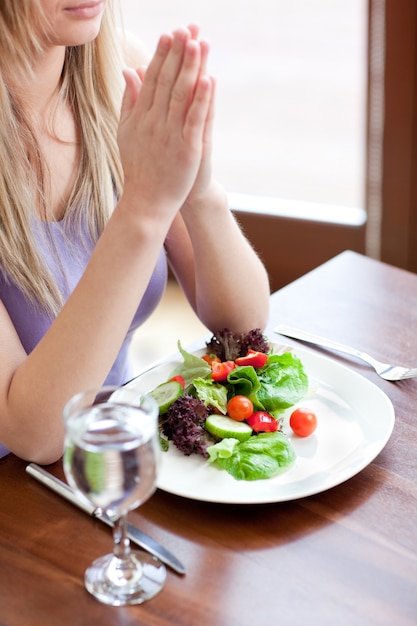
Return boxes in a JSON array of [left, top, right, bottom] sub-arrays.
[[117, 28, 151, 69]]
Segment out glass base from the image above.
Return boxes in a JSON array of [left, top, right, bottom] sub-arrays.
[[85, 550, 166, 606]]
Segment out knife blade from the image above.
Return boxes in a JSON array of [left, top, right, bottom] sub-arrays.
[[26, 463, 185, 575]]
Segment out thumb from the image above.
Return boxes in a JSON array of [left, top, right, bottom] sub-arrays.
[[120, 68, 142, 122]]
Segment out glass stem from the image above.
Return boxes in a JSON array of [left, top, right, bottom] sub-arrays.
[[112, 514, 131, 561]]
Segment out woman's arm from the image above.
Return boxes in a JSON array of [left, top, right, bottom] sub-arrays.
[[166, 189, 270, 334], [0, 29, 213, 464], [121, 26, 270, 331], [164, 29, 270, 332]]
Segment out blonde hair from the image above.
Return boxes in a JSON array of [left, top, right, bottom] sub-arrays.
[[0, 0, 124, 316]]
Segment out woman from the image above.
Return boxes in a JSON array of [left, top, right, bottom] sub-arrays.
[[0, 0, 270, 463]]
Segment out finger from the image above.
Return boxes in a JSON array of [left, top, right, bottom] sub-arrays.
[[151, 29, 191, 114], [187, 23, 200, 40], [183, 74, 213, 146], [166, 37, 201, 126], [186, 26, 209, 77], [202, 76, 216, 146], [186, 25, 210, 77], [137, 65, 147, 82], [199, 39, 210, 76], [137, 33, 172, 111]]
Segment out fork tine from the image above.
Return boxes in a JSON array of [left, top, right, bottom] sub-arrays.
[[382, 366, 417, 381], [400, 369, 417, 379]]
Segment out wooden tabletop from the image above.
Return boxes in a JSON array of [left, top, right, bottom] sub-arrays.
[[1, 251, 417, 626]]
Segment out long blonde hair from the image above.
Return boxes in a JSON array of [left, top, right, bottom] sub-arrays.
[[0, 0, 124, 316]]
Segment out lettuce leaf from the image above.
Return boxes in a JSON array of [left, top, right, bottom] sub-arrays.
[[256, 352, 309, 414], [225, 365, 261, 406], [169, 342, 211, 387], [207, 432, 296, 481], [207, 437, 240, 460], [193, 377, 228, 414]]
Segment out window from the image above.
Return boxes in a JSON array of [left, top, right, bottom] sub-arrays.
[[120, 0, 367, 211]]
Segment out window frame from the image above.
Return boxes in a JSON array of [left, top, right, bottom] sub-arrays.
[[371, 0, 417, 271]]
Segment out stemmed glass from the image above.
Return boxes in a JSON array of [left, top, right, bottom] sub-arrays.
[[63, 385, 166, 606]]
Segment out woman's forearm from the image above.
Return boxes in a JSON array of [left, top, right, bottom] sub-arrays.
[[5, 202, 170, 463], [176, 183, 270, 333]]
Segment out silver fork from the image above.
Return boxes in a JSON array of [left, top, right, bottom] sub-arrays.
[[274, 324, 417, 381]]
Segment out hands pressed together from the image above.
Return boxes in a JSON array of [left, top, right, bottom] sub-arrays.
[[116, 24, 269, 336], [118, 25, 215, 220]]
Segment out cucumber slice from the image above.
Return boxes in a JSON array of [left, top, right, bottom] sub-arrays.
[[85, 452, 105, 493], [149, 380, 183, 414], [205, 414, 252, 442]]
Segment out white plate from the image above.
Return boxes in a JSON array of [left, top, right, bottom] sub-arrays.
[[126, 343, 395, 504]]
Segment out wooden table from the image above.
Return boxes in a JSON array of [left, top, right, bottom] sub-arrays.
[[1, 251, 417, 626]]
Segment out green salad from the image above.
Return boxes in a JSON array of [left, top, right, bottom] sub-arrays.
[[149, 329, 309, 481]]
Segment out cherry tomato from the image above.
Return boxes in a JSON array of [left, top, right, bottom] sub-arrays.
[[211, 360, 236, 382], [235, 350, 268, 368], [289, 407, 317, 437], [246, 411, 278, 433], [202, 354, 221, 366], [227, 395, 254, 421], [169, 375, 185, 388]]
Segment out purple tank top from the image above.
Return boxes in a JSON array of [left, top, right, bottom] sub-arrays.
[[0, 217, 167, 457]]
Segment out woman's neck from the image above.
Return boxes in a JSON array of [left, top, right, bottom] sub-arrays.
[[17, 46, 67, 120]]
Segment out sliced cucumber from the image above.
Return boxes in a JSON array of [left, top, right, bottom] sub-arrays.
[[205, 414, 252, 442], [84, 452, 106, 494], [149, 380, 183, 414]]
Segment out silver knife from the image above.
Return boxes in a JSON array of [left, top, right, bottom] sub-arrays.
[[26, 463, 185, 575]]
